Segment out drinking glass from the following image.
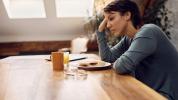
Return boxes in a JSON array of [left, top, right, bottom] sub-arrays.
[[63, 52, 69, 71], [63, 52, 69, 69], [63, 52, 77, 76]]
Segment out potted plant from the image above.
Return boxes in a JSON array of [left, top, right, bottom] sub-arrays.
[[143, 0, 173, 39]]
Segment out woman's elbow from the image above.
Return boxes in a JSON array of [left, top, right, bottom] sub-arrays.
[[114, 67, 127, 75], [113, 62, 131, 75]]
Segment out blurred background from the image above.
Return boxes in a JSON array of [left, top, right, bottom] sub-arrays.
[[0, 0, 178, 58]]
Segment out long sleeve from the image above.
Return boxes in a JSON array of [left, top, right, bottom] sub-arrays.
[[113, 27, 157, 74], [98, 24, 178, 99], [96, 31, 128, 63]]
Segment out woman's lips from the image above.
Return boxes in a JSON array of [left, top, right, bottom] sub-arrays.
[[110, 29, 115, 32]]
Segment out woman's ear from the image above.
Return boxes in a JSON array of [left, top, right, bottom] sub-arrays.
[[124, 12, 131, 21]]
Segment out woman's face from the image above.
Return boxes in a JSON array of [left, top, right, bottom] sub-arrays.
[[104, 11, 128, 37]]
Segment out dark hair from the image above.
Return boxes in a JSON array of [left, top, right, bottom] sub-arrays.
[[104, 0, 141, 28]]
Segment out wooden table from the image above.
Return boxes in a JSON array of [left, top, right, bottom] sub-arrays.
[[0, 54, 166, 100]]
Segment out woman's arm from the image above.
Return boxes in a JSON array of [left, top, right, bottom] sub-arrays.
[[97, 19, 128, 63], [113, 27, 157, 74], [98, 18, 107, 32]]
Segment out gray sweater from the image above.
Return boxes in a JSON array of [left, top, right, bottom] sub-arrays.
[[97, 24, 178, 100]]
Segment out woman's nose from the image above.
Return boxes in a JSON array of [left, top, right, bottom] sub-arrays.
[[106, 22, 111, 29]]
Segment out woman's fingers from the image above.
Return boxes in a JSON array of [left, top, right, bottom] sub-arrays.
[[98, 18, 107, 32]]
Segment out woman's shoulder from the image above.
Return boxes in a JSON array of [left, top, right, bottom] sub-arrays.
[[141, 24, 162, 32], [135, 24, 160, 39]]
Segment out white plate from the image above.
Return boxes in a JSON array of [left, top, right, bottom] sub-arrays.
[[77, 59, 111, 71]]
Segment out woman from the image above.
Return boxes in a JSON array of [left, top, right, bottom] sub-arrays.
[[97, 0, 178, 100]]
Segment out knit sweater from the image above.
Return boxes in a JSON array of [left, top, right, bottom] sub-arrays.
[[97, 24, 178, 100]]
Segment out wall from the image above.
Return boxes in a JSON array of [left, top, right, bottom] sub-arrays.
[[1, 0, 178, 49], [0, 0, 85, 42]]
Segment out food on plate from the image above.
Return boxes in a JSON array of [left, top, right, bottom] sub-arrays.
[[79, 63, 89, 67], [89, 62, 98, 66], [77, 60, 111, 71], [79, 61, 99, 67]]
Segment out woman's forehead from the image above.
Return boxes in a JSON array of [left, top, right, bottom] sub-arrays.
[[104, 11, 119, 17]]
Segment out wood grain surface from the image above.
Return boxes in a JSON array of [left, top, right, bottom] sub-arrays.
[[0, 54, 166, 100]]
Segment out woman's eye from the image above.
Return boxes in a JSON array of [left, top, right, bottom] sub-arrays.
[[109, 17, 114, 21]]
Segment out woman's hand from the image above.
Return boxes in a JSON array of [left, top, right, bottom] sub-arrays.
[[98, 18, 107, 32]]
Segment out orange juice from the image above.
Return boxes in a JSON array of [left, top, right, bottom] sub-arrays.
[[63, 52, 69, 64]]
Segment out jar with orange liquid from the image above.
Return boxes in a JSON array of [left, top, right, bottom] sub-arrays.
[[51, 52, 64, 71]]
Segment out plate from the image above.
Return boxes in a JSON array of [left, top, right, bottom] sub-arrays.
[[77, 59, 112, 71]]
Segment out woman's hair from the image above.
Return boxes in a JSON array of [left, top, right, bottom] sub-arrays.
[[104, 0, 141, 28]]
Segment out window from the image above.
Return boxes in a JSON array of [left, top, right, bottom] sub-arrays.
[[3, 0, 46, 19], [55, 0, 94, 17]]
